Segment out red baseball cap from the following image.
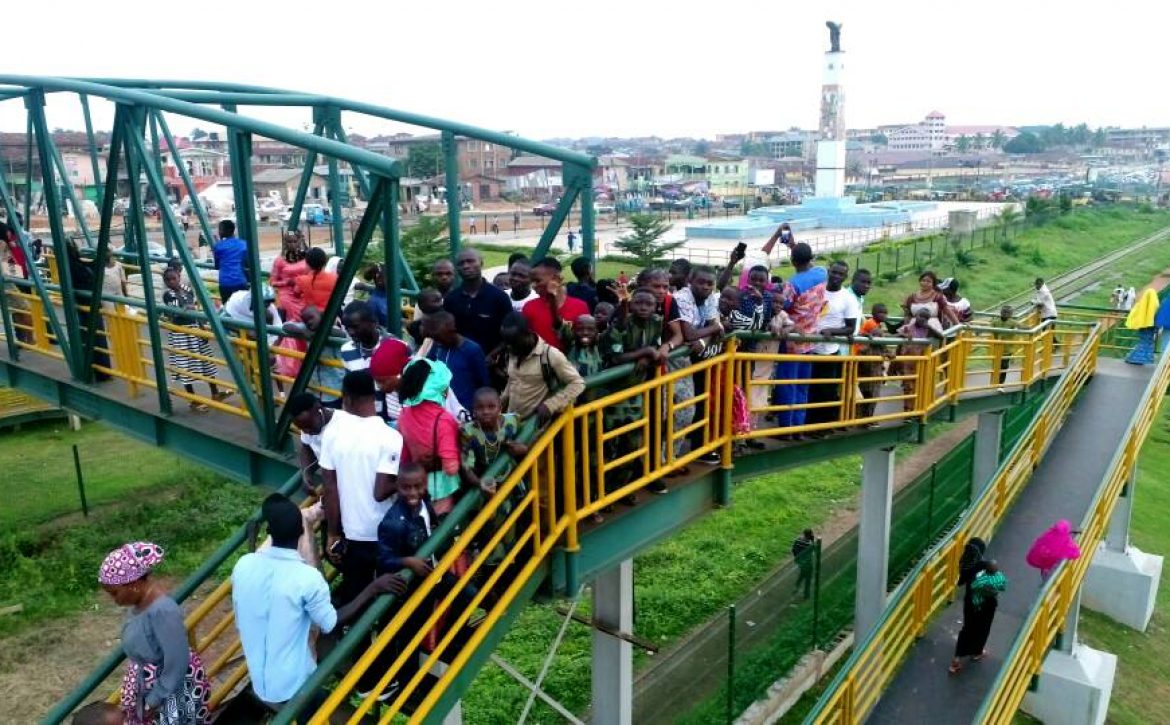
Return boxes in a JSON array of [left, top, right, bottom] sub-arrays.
[[369, 338, 411, 379]]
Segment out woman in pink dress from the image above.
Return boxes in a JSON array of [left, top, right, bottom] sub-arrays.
[[270, 231, 308, 321]]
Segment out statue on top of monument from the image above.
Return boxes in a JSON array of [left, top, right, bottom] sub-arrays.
[[826, 21, 843, 53]]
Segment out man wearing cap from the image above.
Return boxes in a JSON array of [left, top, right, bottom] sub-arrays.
[[223, 285, 283, 346]]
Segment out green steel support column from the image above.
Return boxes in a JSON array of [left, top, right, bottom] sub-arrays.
[[153, 112, 216, 256], [384, 179, 402, 335], [323, 107, 345, 256], [80, 108, 126, 379], [22, 114, 32, 225], [331, 121, 370, 199], [442, 130, 461, 257], [577, 162, 596, 263], [0, 269, 16, 361], [149, 113, 174, 257], [27, 89, 82, 376], [531, 180, 581, 262], [272, 179, 388, 441], [46, 123, 96, 249], [79, 94, 104, 208], [123, 119, 267, 428], [330, 121, 419, 296], [0, 157, 69, 358], [122, 110, 173, 415], [224, 118, 275, 446], [287, 111, 325, 233]]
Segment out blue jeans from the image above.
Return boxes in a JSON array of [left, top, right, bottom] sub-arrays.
[[774, 360, 812, 428]]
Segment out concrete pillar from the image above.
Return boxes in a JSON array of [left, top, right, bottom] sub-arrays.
[[591, 559, 633, 725], [971, 410, 1004, 497], [1056, 588, 1082, 655], [1021, 642, 1116, 725], [1105, 467, 1136, 552], [1083, 465, 1164, 631], [855, 446, 895, 643]]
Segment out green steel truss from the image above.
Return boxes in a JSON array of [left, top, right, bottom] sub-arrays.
[[0, 76, 597, 454]]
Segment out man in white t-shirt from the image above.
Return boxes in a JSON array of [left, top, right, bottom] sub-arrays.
[[320, 369, 403, 607], [1032, 278, 1058, 321], [808, 261, 862, 428]]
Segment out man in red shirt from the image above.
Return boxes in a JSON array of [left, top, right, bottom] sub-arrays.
[[521, 258, 589, 351]]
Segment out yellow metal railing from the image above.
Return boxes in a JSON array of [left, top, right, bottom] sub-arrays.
[[307, 324, 1093, 724], [808, 323, 1101, 724], [974, 339, 1170, 724]]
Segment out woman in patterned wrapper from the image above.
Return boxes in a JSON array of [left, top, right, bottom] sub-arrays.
[[98, 542, 210, 725]]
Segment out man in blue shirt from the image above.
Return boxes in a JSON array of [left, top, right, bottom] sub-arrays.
[[423, 310, 490, 408], [443, 248, 513, 355], [231, 493, 406, 713], [213, 219, 250, 302]]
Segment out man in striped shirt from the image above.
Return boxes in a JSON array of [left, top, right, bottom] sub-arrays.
[[792, 529, 817, 600]]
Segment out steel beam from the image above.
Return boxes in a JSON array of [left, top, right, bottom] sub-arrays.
[[223, 113, 276, 445], [153, 112, 216, 255], [287, 112, 325, 233], [123, 117, 268, 429], [384, 179, 402, 336], [80, 106, 125, 378], [442, 131, 461, 257], [575, 162, 596, 263], [272, 177, 389, 441], [79, 94, 104, 208], [27, 88, 83, 376], [122, 108, 173, 413]]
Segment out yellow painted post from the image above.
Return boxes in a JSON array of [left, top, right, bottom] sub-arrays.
[[28, 293, 49, 351], [722, 339, 737, 463], [563, 406, 579, 552], [1041, 328, 1054, 374], [839, 356, 856, 424]]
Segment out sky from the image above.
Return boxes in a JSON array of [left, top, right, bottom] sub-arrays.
[[1, 0, 1167, 143]]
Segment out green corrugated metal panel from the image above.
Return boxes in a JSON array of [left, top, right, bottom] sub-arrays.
[[1001, 388, 1051, 459]]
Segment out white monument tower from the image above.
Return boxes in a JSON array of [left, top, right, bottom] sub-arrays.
[[814, 21, 846, 199]]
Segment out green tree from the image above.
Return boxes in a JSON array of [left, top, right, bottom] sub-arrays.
[[191, 127, 208, 141], [870, 132, 889, 147], [613, 213, 684, 266], [1003, 131, 1045, 154], [973, 132, 986, 151], [366, 215, 450, 287], [956, 135, 971, 153], [740, 140, 768, 157], [405, 142, 443, 178], [991, 129, 1006, 150], [694, 140, 711, 155], [1092, 128, 1107, 148]]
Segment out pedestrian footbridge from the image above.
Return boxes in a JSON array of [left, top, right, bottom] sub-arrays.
[[2, 78, 1159, 725]]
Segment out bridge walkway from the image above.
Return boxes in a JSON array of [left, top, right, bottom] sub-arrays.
[[865, 357, 1151, 723]]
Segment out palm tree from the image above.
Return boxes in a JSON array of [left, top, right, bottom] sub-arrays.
[[956, 135, 971, 153], [973, 132, 986, 151], [991, 129, 1006, 150], [997, 205, 1021, 241]]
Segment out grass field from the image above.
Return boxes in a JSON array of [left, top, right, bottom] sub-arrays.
[[0, 420, 211, 529], [2, 204, 1169, 722], [1076, 404, 1170, 724]]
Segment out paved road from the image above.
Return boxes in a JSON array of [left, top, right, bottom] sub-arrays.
[[866, 357, 1151, 723]]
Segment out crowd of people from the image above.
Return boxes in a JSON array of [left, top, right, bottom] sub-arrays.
[[63, 216, 1072, 724]]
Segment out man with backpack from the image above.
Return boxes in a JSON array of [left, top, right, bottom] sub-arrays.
[[498, 312, 585, 424]]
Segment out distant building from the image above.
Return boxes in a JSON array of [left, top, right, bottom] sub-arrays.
[[1103, 127, 1170, 150], [887, 111, 1017, 152], [364, 133, 512, 199], [764, 130, 818, 161]]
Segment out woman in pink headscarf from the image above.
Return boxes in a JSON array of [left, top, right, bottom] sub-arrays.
[[1025, 520, 1081, 580], [99, 542, 210, 725]]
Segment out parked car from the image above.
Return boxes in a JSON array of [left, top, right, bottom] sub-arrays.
[[278, 203, 331, 225], [594, 203, 616, 214], [722, 198, 742, 209], [532, 202, 557, 216]]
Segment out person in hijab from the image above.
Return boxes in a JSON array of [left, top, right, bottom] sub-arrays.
[[395, 358, 464, 515], [1026, 519, 1082, 579], [1124, 288, 1164, 365], [99, 542, 209, 725], [949, 559, 1006, 674]]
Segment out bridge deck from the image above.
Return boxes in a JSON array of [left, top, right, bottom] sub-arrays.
[[866, 357, 1151, 723]]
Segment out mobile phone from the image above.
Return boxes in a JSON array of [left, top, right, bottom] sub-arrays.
[[734, 242, 747, 257], [329, 539, 345, 556]]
